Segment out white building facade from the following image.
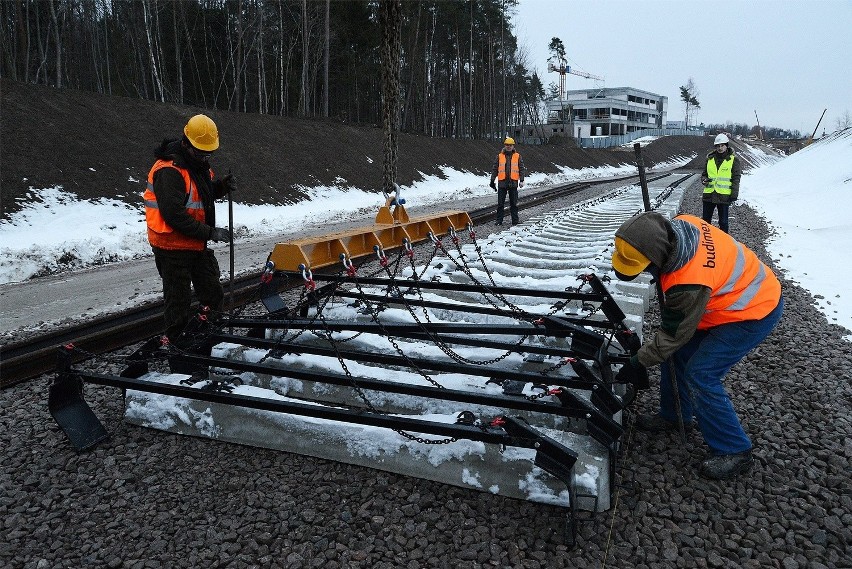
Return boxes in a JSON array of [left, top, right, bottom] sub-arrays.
[[546, 87, 668, 139]]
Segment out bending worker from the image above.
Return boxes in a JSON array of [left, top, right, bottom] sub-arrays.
[[611, 211, 783, 480], [489, 137, 525, 226], [701, 133, 741, 233], [143, 114, 236, 352]]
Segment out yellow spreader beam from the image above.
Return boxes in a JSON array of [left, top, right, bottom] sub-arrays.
[[268, 203, 473, 272]]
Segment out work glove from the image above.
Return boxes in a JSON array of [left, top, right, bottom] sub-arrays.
[[222, 173, 237, 193], [519, 181, 525, 189], [489, 181, 497, 191], [700, 176, 710, 185], [210, 227, 231, 242], [614, 356, 649, 390]]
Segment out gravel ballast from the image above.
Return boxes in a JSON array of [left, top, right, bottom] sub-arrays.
[[2, 182, 850, 569]]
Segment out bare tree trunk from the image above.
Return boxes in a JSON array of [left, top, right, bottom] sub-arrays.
[[179, 2, 204, 106], [401, 1, 421, 132], [257, 0, 267, 114], [153, 0, 168, 100], [298, 0, 308, 116], [455, 28, 463, 139], [468, 0, 473, 138], [278, 1, 284, 115], [500, 0, 506, 137], [48, 0, 62, 87], [103, 0, 112, 94], [234, 0, 243, 112], [142, 0, 164, 101], [322, 0, 329, 118], [173, 1, 183, 103], [34, 2, 48, 84]]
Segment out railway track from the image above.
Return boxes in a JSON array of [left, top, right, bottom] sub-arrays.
[[0, 172, 682, 387]]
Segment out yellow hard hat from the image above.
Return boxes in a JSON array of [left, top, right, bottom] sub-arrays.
[[184, 114, 220, 152], [504, 137, 516, 145], [611, 237, 651, 279]]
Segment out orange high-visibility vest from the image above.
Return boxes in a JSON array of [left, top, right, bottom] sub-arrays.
[[144, 160, 213, 251], [497, 152, 520, 181], [661, 215, 781, 329]]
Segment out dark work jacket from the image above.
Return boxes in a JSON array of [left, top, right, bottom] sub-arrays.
[[490, 150, 525, 189], [150, 139, 228, 246], [703, 147, 742, 204]]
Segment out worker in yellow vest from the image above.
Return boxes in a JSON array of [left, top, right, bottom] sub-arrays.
[[611, 211, 783, 480], [700, 133, 741, 233], [144, 114, 236, 359], [489, 137, 525, 226]]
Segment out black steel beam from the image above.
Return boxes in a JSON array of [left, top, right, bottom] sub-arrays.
[[168, 352, 624, 434], [210, 332, 610, 396], [222, 317, 600, 359], [278, 271, 611, 303], [52, 367, 597, 455]]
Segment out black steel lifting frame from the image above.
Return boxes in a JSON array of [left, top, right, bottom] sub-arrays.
[[48, 267, 639, 547], [48, 347, 584, 545]]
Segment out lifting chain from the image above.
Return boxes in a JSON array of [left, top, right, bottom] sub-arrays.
[[388, 242, 525, 367], [430, 229, 536, 320]]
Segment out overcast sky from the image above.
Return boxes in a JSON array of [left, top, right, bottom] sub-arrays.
[[513, 0, 851, 135]]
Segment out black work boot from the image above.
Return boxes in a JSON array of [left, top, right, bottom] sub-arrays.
[[699, 450, 754, 480], [635, 413, 693, 433]]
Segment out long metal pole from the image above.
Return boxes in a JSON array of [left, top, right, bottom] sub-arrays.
[[227, 175, 235, 335], [634, 145, 687, 443]]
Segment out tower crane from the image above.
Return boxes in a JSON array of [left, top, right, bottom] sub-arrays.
[[547, 59, 603, 101], [546, 57, 603, 136]]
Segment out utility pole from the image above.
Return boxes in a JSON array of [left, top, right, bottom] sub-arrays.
[[754, 110, 762, 140]]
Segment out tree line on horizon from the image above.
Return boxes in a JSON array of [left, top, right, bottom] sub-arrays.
[[0, 0, 550, 140]]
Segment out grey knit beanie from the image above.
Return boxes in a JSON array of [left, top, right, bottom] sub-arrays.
[[614, 211, 674, 269]]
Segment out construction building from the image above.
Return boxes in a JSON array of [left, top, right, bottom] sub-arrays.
[[549, 87, 668, 139], [510, 86, 671, 147]]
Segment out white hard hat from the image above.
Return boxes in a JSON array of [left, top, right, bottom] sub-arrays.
[[714, 133, 729, 145]]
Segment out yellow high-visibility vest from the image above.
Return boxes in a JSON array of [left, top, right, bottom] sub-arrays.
[[704, 153, 735, 196]]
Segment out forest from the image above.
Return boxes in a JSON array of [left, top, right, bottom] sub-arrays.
[[0, 0, 547, 140]]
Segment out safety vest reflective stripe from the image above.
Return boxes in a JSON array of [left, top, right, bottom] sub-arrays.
[[726, 260, 768, 311], [704, 154, 734, 195], [497, 152, 520, 181], [661, 215, 781, 329], [144, 181, 205, 210]]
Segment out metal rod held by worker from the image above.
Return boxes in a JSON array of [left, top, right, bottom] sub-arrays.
[[227, 170, 235, 335], [635, 144, 687, 442]]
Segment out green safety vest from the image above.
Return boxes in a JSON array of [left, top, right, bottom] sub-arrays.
[[704, 153, 735, 196]]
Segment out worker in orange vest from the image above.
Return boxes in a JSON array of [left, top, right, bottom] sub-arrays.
[[489, 137, 525, 226], [611, 211, 784, 480], [143, 114, 236, 358]]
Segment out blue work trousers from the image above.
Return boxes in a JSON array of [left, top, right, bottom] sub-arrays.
[[658, 297, 784, 455]]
